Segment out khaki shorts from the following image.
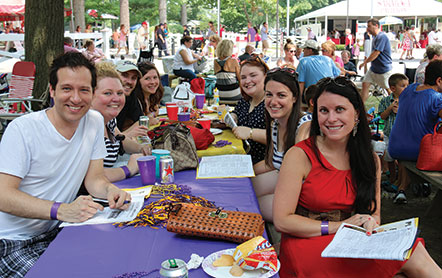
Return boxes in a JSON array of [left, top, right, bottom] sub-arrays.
[[363, 69, 393, 90], [262, 40, 270, 49], [383, 136, 395, 162]]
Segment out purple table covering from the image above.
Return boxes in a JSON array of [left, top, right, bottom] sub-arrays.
[[25, 170, 270, 278]]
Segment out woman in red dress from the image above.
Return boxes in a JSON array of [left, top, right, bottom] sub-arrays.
[[273, 76, 442, 278]]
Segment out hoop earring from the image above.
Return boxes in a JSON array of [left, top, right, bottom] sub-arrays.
[[353, 119, 359, 137], [320, 128, 324, 137]]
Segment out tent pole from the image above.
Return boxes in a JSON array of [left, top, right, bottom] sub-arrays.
[[276, 0, 279, 59], [346, 0, 349, 29], [325, 15, 328, 39], [287, 0, 289, 37], [370, 0, 373, 19], [217, 0, 220, 36]]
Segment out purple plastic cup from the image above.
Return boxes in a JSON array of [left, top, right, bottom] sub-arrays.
[[177, 112, 190, 121], [137, 156, 156, 185], [195, 94, 205, 109]]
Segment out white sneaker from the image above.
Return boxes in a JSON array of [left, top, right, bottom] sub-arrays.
[[393, 190, 407, 204]]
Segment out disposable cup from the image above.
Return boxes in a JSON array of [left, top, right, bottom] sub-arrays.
[[165, 102, 176, 107], [197, 118, 211, 130], [137, 156, 156, 185], [195, 94, 205, 109], [152, 149, 171, 179], [167, 105, 179, 121], [178, 112, 190, 121]]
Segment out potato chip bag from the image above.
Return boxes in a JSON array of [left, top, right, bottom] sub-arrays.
[[232, 236, 279, 272]]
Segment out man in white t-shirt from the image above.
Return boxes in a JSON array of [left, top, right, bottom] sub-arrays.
[[427, 28, 440, 45], [0, 52, 131, 277], [137, 21, 149, 50]]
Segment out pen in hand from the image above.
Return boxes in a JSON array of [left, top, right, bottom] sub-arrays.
[[92, 198, 131, 207]]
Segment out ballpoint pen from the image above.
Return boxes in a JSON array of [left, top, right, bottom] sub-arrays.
[[92, 198, 131, 207]]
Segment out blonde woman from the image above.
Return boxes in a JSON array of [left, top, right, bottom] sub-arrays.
[[321, 40, 346, 75], [214, 39, 241, 103], [92, 62, 150, 182]]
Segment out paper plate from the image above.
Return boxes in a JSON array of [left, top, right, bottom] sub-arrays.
[[210, 128, 223, 135], [202, 248, 280, 278]]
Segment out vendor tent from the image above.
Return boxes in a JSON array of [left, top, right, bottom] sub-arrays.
[[0, 1, 71, 22], [295, 0, 442, 22], [0, 0, 24, 21]]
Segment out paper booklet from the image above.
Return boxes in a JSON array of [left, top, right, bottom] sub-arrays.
[[196, 154, 255, 179], [321, 218, 419, 261], [60, 186, 152, 227]]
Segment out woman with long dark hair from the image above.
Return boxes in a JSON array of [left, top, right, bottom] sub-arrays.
[[273, 76, 440, 277], [252, 67, 310, 222], [135, 62, 164, 126]]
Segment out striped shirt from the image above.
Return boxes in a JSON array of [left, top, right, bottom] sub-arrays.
[[104, 118, 120, 168], [271, 121, 284, 170], [271, 113, 312, 170]]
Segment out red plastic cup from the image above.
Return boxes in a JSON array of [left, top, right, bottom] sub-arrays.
[[197, 118, 211, 130], [165, 102, 176, 107], [167, 105, 179, 121]]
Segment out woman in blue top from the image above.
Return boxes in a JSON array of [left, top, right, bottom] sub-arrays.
[[252, 67, 311, 222]]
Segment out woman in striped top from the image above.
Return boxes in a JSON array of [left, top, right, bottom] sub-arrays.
[[92, 62, 151, 182], [252, 67, 311, 222]]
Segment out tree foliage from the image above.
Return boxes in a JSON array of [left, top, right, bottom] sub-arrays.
[[66, 0, 342, 32]]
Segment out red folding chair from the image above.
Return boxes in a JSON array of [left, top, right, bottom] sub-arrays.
[[0, 61, 42, 120]]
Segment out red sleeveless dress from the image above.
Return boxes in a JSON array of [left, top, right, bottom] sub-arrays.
[[279, 138, 423, 278]]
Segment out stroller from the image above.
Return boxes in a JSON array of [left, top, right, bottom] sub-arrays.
[[190, 38, 203, 52], [138, 41, 156, 64]]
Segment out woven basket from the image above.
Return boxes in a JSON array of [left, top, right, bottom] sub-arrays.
[[166, 203, 265, 243]]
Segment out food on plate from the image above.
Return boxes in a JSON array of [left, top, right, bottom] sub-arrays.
[[212, 254, 234, 267], [229, 264, 244, 277], [233, 236, 279, 272]]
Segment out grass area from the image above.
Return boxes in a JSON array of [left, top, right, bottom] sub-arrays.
[[365, 95, 382, 113]]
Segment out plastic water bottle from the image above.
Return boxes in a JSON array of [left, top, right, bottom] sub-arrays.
[[213, 88, 220, 106]]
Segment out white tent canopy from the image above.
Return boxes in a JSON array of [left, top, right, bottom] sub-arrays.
[[294, 0, 442, 22]]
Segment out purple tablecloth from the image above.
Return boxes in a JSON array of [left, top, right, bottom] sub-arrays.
[[25, 170, 267, 278]]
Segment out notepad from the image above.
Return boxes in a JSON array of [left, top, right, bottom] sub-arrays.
[[196, 154, 255, 179]]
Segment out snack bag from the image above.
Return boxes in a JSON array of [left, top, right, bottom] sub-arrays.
[[232, 236, 279, 272]]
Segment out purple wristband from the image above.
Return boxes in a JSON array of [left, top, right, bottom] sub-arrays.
[[50, 202, 62, 220], [121, 166, 131, 179], [321, 220, 329, 236]]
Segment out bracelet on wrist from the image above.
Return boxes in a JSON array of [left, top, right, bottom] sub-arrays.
[[121, 166, 131, 179], [50, 202, 62, 220], [248, 128, 253, 140], [321, 220, 329, 236]]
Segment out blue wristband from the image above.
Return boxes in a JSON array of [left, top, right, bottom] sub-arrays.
[[121, 166, 131, 179]]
